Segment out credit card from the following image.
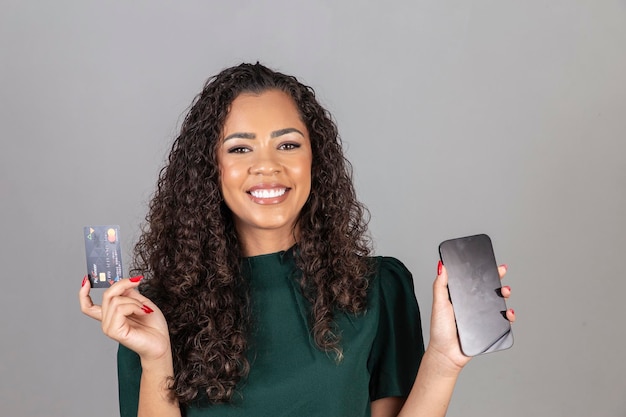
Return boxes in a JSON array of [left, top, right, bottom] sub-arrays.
[[83, 225, 123, 288]]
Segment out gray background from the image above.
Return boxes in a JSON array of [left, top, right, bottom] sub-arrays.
[[1, 1, 625, 416]]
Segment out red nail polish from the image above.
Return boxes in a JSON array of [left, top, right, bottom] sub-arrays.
[[129, 275, 144, 282], [510, 309, 515, 315], [437, 260, 443, 276], [81, 275, 89, 287], [142, 305, 154, 314], [503, 285, 511, 292]]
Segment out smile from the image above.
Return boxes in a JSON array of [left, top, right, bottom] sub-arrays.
[[249, 188, 288, 199]]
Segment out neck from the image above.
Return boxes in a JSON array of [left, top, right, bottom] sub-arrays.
[[237, 228, 298, 257]]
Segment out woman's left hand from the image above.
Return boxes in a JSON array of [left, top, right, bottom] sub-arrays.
[[426, 262, 515, 374]]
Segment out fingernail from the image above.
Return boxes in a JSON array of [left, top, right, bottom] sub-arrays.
[[437, 260, 443, 276], [501, 264, 508, 271], [81, 275, 89, 287], [510, 308, 515, 315], [142, 305, 154, 314], [502, 285, 511, 292], [129, 275, 144, 283]]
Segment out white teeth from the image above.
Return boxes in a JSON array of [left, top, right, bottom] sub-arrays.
[[250, 188, 286, 198]]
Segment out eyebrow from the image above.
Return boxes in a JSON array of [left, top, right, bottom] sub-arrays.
[[223, 127, 305, 142], [223, 132, 255, 141], [271, 128, 305, 138]]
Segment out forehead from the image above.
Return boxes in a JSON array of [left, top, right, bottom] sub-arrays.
[[223, 90, 306, 133]]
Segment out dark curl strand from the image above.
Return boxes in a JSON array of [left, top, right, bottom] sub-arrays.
[[130, 63, 373, 406]]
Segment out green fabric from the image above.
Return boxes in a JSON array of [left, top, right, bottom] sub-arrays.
[[118, 249, 424, 417]]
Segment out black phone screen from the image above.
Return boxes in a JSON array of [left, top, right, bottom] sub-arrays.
[[439, 234, 513, 356]]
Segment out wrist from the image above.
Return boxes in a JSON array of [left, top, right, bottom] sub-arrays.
[[422, 346, 465, 378], [139, 345, 174, 375]]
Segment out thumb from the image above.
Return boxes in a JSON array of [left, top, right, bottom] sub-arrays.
[[433, 261, 450, 305]]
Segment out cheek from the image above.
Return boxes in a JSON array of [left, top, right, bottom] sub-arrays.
[[298, 164, 313, 201], [217, 162, 238, 203], [217, 166, 237, 213], [226, 165, 248, 187], [304, 157, 313, 187], [218, 161, 239, 187]]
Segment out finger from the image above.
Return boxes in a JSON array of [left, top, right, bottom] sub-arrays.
[[103, 296, 152, 324], [506, 308, 516, 323], [109, 278, 158, 316], [102, 300, 154, 341], [119, 284, 154, 307], [501, 285, 512, 299], [498, 264, 508, 279], [101, 293, 151, 330], [433, 261, 450, 305], [101, 276, 144, 309], [78, 275, 103, 321]]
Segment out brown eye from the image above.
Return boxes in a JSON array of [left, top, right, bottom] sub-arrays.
[[227, 146, 251, 154], [279, 142, 300, 150]]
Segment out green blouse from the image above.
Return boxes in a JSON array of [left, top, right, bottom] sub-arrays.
[[118, 249, 424, 417]]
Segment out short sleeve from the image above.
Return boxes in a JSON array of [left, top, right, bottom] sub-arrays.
[[117, 344, 142, 417], [367, 257, 425, 401]]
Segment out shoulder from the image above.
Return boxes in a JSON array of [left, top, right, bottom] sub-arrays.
[[370, 256, 416, 293], [366, 256, 419, 310]]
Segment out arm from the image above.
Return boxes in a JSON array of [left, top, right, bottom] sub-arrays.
[[371, 349, 459, 417], [137, 353, 181, 417], [79, 277, 181, 417], [370, 350, 458, 417], [372, 263, 515, 417], [398, 263, 515, 417], [395, 350, 460, 417], [371, 397, 405, 416], [394, 263, 467, 417]]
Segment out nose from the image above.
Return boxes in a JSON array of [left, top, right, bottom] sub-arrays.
[[249, 149, 281, 175]]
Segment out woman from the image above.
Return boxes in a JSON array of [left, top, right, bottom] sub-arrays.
[[79, 62, 515, 417]]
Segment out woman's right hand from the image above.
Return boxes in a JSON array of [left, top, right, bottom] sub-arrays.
[[79, 276, 171, 362]]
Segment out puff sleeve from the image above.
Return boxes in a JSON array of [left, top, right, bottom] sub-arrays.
[[367, 257, 425, 401]]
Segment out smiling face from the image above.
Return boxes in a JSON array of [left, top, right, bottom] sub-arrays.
[[217, 90, 313, 254]]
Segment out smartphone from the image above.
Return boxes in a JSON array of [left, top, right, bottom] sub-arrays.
[[439, 234, 513, 356]]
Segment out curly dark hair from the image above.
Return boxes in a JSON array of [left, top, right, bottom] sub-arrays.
[[130, 62, 373, 406]]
